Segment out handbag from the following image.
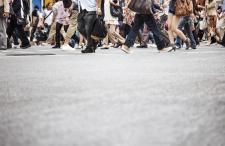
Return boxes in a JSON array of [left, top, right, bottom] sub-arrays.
[[175, 0, 193, 16], [128, 0, 153, 14], [110, 4, 123, 17], [0, 6, 4, 18], [91, 17, 107, 40]]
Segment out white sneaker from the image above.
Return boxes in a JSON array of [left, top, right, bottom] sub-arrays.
[[13, 44, 20, 49], [62, 44, 75, 51]]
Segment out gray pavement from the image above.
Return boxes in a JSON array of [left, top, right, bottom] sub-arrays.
[[0, 44, 225, 146]]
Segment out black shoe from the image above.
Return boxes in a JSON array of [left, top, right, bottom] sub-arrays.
[[191, 46, 197, 49], [137, 44, 148, 48], [113, 43, 122, 48], [81, 48, 95, 53], [20, 44, 31, 49], [52, 44, 60, 49], [185, 38, 191, 50]]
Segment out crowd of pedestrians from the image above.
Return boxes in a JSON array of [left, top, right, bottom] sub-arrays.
[[1, 0, 225, 53]]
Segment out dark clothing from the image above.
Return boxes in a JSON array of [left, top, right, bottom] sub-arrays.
[[176, 16, 196, 48], [7, 15, 30, 46], [78, 10, 97, 49], [55, 22, 69, 45], [125, 14, 170, 50], [11, 0, 30, 18], [169, 0, 176, 14]]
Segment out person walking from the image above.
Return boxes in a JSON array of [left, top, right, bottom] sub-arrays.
[[7, 0, 31, 49], [61, 0, 79, 50], [167, 0, 191, 50], [77, 0, 102, 53], [101, 0, 125, 49], [0, 0, 9, 50]]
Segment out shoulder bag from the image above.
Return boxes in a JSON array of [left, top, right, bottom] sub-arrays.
[[110, 3, 123, 17], [175, 0, 193, 16]]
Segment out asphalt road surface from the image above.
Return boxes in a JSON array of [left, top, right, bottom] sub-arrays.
[[0, 44, 225, 146]]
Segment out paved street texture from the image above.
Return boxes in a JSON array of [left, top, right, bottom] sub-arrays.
[[0, 44, 225, 146]]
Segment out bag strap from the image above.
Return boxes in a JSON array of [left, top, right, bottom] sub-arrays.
[[44, 11, 53, 20]]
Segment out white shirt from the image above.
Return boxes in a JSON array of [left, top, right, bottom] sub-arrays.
[[78, 0, 96, 11], [43, 9, 53, 25]]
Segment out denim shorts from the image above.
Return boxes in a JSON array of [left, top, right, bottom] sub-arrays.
[[168, 0, 176, 14]]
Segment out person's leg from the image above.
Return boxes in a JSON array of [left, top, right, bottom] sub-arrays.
[[64, 10, 78, 44], [47, 21, 56, 44], [16, 23, 30, 48], [144, 14, 170, 50], [53, 22, 63, 48], [0, 18, 7, 49], [184, 17, 196, 49], [171, 15, 190, 49], [7, 16, 17, 48], [102, 24, 109, 49], [30, 26, 37, 42], [124, 14, 144, 48], [141, 24, 150, 47], [81, 11, 97, 53]]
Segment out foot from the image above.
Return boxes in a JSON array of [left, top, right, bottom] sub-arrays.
[[136, 44, 148, 48], [185, 38, 191, 50], [0, 48, 7, 50], [159, 46, 175, 53], [81, 48, 95, 53], [20, 44, 31, 49], [121, 45, 132, 54], [52, 44, 61, 49], [62, 44, 75, 51], [101, 45, 109, 49]]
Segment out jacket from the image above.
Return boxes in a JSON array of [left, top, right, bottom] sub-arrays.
[[11, 0, 29, 17]]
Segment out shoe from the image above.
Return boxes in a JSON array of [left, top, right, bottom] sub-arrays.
[[149, 44, 157, 48], [121, 45, 132, 54], [81, 48, 95, 53], [20, 44, 31, 49], [137, 44, 148, 48], [13, 44, 20, 49], [159, 46, 176, 53], [52, 44, 61, 49], [113, 43, 122, 48], [191, 46, 197, 49], [0, 48, 7, 50], [185, 38, 191, 50], [62, 44, 75, 51], [101, 45, 109, 49]]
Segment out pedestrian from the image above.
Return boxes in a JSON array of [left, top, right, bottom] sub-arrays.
[[121, 0, 172, 53], [0, 0, 9, 50], [101, 0, 125, 49], [77, 0, 103, 53], [52, 0, 70, 48], [61, 0, 79, 50], [167, 0, 191, 50], [7, 0, 31, 49]]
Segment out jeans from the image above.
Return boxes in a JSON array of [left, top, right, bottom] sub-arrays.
[[125, 14, 168, 50], [175, 16, 196, 48], [78, 10, 96, 49]]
